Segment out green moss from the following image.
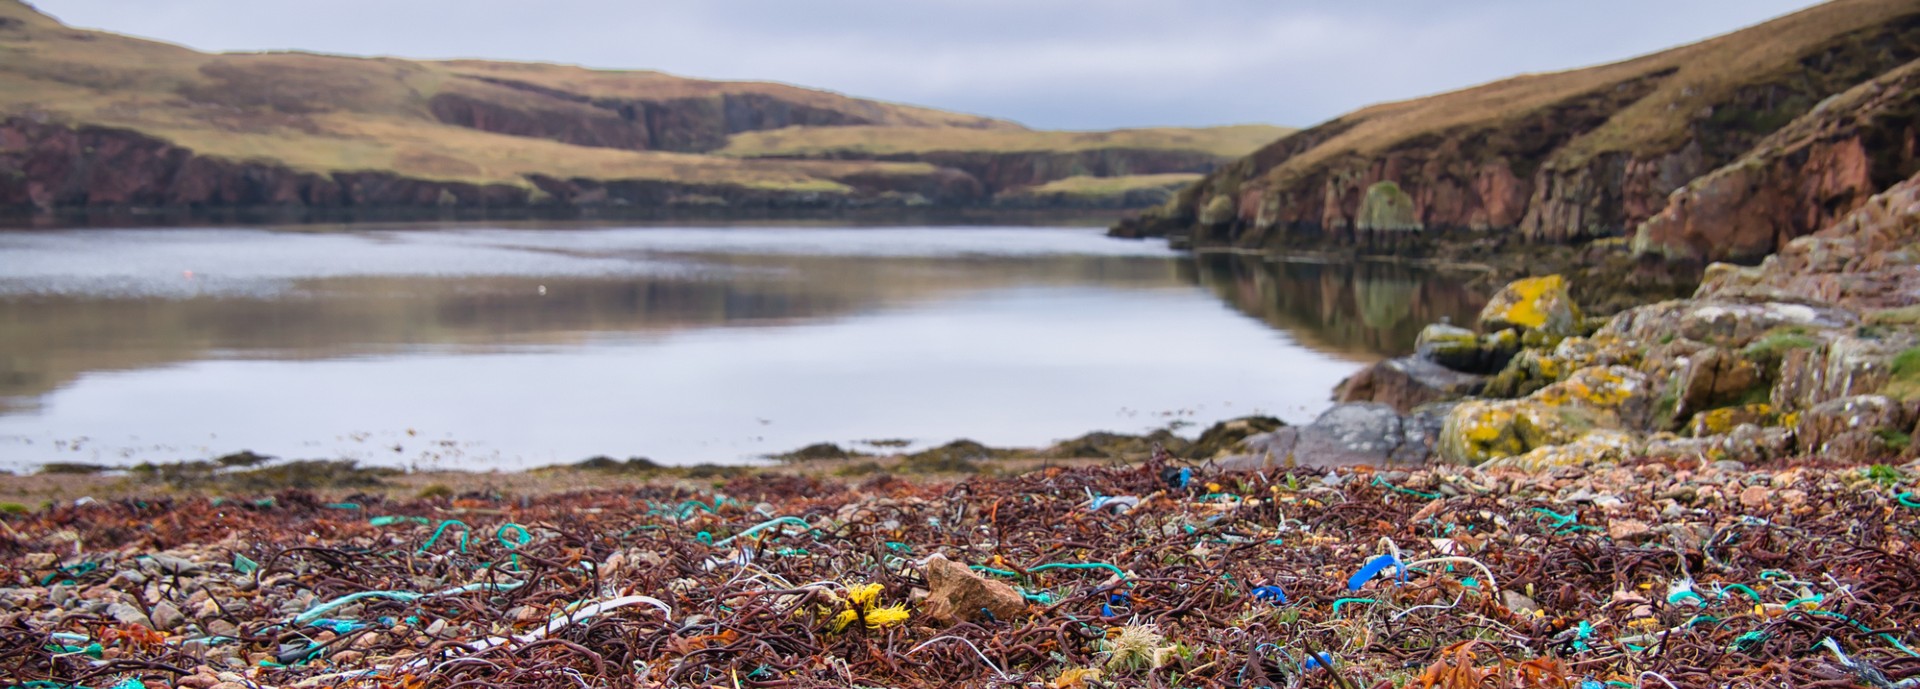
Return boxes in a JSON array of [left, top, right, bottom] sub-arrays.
[[1874, 429, 1912, 453], [1742, 329, 1819, 359], [416, 484, 455, 500], [1357, 180, 1421, 231], [1868, 305, 1920, 326], [0, 502, 28, 514], [1882, 347, 1920, 402], [1653, 386, 1681, 430], [1864, 463, 1904, 488]]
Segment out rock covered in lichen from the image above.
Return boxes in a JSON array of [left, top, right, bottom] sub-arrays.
[[1437, 365, 1651, 465], [1357, 180, 1422, 232], [1477, 274, 1582, 337]]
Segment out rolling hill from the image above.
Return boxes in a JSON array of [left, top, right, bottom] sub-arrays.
[[0, 0, 1289, 216], [1115, 0, 1920, 264]]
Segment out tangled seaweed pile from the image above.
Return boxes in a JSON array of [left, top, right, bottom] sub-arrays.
[[1, 457, 1917, 688]]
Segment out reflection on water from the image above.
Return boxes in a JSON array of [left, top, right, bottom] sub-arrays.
[[1185, 254, 1490, 358], [0, 226, 1484, 470]]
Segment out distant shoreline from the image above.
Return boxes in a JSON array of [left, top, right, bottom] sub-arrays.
[[0, 206, 1133, 231]]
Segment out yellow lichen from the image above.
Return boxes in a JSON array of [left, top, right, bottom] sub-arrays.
[[1687, 404, 1776, 437]]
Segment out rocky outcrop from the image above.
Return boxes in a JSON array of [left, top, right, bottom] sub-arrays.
[[1634, 58, 1920, 262], [1335, 357, 1485, 413], [1218, 402, 1438, 469], [0, 117, 994, 212], [1432, 170, 1920, 468], [0, 117, 533, 209], [1114, 1, 1920, 257]]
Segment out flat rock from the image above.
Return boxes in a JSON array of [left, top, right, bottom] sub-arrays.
[[107, 601, 152, 628], [150, 601, 185, 631], [1223, 402, 1425, 469], [1336, 356, 1486, 413], [920, 554, 1029, 626]]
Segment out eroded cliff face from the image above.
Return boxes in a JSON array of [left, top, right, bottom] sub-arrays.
[[1634, 58, 1920, 263], [427, 83, 879, 154], [0, 118, 990, 212], [1117, 8, 1920, 258], [0, 117, 533, 209]]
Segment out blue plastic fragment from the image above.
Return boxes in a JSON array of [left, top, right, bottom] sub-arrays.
[[1251, 585, 1288, 605], [1347, 553, 1406, 591], [1300, 652, 1335, 671], [1178, 468, 1192, 488]]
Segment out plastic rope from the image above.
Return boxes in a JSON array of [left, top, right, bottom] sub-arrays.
[[292, 580, 523, 625], [1331, 598, 1376, 616], [497, 523, 531, 570], [1372, 475, 1441, 500], [416, 520, 471, 555], [711, 516, 815, 548], [970, 561, 1129, 583], [1805, 610, 1920, 657]]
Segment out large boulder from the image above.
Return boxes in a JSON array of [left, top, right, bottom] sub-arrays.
[[1797, 394, 1913, 460], [1774, 333, 1911, 411], [1437, 365, 1653, 465], [1417, 324, 1519, 374], [1478, 275, 1582, 337], [1221, 402, 1430, 469], [1673, 348, 1765, 423], [1184, 416, 1286, 460], [1335, 356, 1486, 413], [1602, 299, 1856, 348], [1358, 180, 1422, 232]]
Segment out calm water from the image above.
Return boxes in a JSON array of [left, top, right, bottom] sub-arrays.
[[0, 226, 1485, 471]]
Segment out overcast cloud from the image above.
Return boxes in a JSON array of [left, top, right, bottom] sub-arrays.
[[28, 0, 1822, 130]]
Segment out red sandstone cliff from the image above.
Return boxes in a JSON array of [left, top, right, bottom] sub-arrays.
[[1634, 58, 1920, 262], [1115, 0, 1920, 258]]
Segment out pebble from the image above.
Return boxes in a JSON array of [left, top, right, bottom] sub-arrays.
[[1607, 519, 1651, 541], [106, 601, 153, 628], [151, 601, 185, 631], [1739, 485, 1770, 508]]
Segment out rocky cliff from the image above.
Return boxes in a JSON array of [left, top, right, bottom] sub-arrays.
[[1271, 167, 1920, 470], [1634, 57, 1920, 262], [1115, 0, 1920, 261], [0, 117, 991, 211]]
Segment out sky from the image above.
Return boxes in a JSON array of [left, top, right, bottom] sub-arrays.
[[28, 0, 1824, 131]]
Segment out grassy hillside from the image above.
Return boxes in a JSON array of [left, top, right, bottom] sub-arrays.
[[1257, 0, 1915, 177], [0, 0, 1285, 209], [1122, 0, 1920, 249]]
